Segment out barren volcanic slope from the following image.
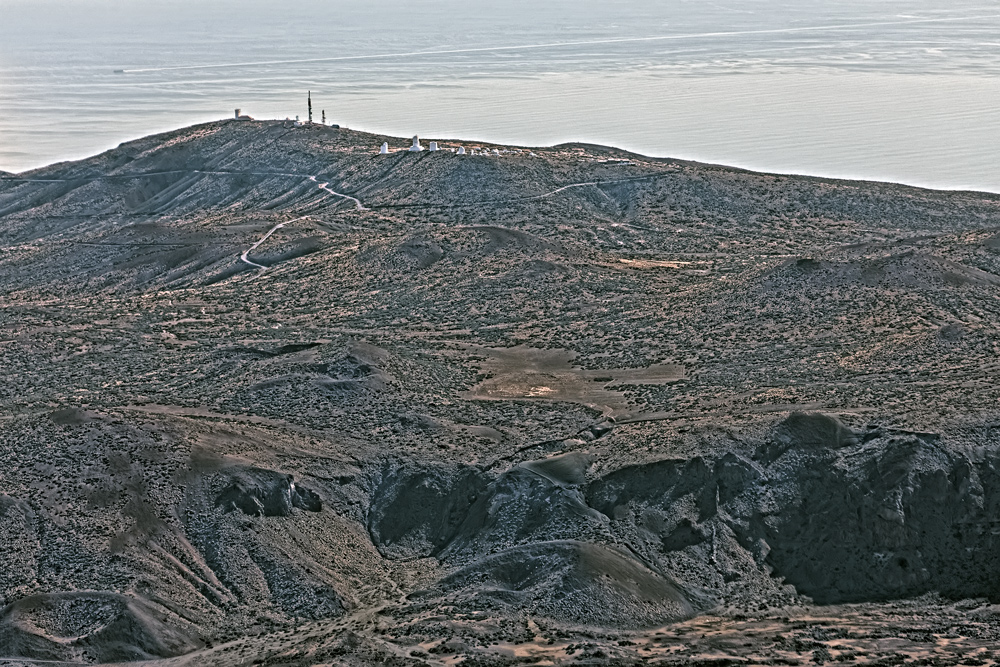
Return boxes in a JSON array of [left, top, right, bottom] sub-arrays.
[[3, 120, 1000, 665]]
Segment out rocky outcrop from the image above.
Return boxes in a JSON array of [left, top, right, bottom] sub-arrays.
[[591, 413, 1000, 604], [367, 463, 490, 559], [364, 413, 1000, 617], [215, 469, 322, 517]]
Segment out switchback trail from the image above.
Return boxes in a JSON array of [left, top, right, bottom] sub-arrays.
[[240, 216, 309, 269], [308, 175, 367, 211], [240, 176, 367, 268]]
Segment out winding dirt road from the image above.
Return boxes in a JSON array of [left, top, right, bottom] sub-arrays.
[[240, 176, 367, 269], [239, 216, 309, 269]]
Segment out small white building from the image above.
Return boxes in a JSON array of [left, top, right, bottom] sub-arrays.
[[457, 146, 466, 155], [380, 142, 389, 154], [409, 136, 424, 152], [428, 141, 439, 152]]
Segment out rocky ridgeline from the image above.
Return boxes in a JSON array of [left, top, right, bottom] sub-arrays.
[[366, 412, 1000, 628]]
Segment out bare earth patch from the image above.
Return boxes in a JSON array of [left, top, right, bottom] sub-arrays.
[[460, 345, 684, 417]]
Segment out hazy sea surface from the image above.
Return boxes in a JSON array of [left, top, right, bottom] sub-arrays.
[[2, 0, 999, 191]]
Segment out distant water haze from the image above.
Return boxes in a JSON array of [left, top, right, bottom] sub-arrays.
[[2, 0, 999, 192]]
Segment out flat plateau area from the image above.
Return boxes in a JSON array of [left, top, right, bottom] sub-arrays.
[[2, 120, 1000, 665]]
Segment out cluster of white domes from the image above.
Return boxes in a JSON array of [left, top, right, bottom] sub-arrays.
[[377, 137, 527, 157]]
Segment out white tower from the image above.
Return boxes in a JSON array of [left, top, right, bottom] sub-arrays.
[[456, 146, 466, 155], [429, 141, 439, 152], [409, 135, 423, 152], [380, 142, 389, 155]]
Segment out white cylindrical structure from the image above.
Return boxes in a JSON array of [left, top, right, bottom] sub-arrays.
[[429, 141, 438, 152], [409, 135, 423, 152], [380, 142, 389, 154], [457, 146, 466, 155]]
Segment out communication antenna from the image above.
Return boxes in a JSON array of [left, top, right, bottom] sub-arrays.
[[322, 110, 326, 125], [308, 91, 313, 123]]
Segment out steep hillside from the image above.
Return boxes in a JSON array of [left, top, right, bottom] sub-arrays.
[[2, 120, 1000, 665]]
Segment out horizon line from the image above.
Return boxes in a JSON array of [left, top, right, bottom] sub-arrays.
[[119, 14, 1000, 73]]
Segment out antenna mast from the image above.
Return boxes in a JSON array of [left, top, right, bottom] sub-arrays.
[[308, 91, 313, 123]]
